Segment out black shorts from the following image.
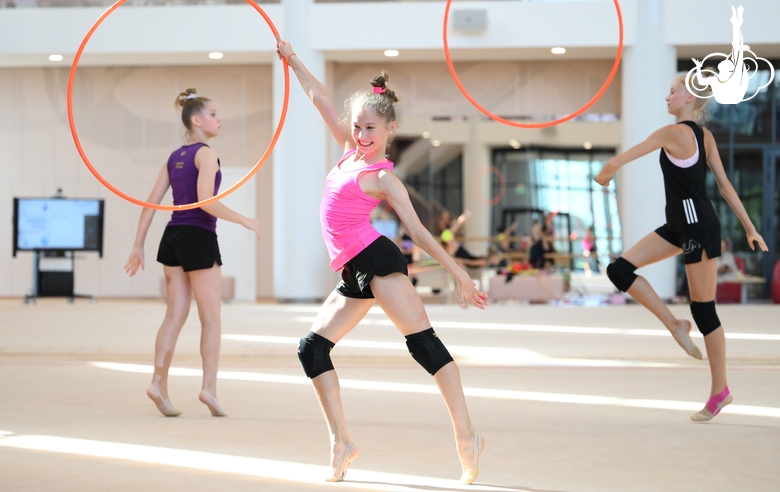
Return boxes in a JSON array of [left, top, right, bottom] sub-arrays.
[[336, 236, 409, 299], [157, 225, 222, 272], [654, 224, 721, 264]]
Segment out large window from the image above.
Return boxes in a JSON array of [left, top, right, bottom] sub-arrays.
[[492, 147, 620, 270]]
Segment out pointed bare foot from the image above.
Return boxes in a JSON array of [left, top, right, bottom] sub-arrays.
[[199, 389, 226, 416], [326, 441, 359, 482], [147, 385, 181, 417], [458, 433, 484, 485], [670, 319, 703, 360]]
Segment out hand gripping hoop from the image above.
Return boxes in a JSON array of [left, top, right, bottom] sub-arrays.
[[443, 0, 624, 129], [67, 0, 290, 211]]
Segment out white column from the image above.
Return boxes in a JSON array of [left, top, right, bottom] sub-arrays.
[[272, 0, 329, 302], [462, 117, 491, 255], [619, 0, 677, 299]]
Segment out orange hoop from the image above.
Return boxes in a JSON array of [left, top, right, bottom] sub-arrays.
[[443, 0, 623, 129], [67, 0, 289, 211], [473, 166, 506, 206]]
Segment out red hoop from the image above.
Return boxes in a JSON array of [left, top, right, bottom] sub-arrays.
[[67, 0, 289, 211], [443, 0, 623, 129], [473, 166, 506, 206]]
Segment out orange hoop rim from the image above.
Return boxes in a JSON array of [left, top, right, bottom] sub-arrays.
[[67, 0, 289, 211], [443, 0, 623, 129], [473, 166, 506, 207]]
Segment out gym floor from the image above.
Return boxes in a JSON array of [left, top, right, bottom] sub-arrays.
[[1, 299, 778, 491]]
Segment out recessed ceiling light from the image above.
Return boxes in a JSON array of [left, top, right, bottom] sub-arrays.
[[432, 139, 442, 148], [384, 50, 400, 57], [209, 52, 224, 60], [421, 131, 431, 139], [583, 141, 593, 150], [509, 139, 521, 149], [49, 54, 63, 62], [551, 47, 566, 55]]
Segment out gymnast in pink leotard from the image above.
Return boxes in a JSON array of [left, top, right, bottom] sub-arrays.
[[277, 39, 486, 485]]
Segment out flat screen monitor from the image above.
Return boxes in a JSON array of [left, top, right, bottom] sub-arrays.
[[13, 197, 105, 257]]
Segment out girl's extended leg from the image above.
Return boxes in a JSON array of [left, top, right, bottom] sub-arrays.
[[307, 290, 375, 480], [686, 253, 732, 420], [189, 263, 225, 416], [620, 232, 702, 359], [370, 273, 483, 482], [148, 265, 192, 416]]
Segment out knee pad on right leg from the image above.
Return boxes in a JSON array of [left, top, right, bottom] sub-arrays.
[[690, 301, 721, 336], [405, 328, 454, 376], [298, 331, 335, 379], [606, 257, 638, 292]]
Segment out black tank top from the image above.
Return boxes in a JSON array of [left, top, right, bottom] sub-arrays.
[[659, 121, 720, 231]]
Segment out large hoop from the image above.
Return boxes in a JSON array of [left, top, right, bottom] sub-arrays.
[[443, 0, 623, 129], [67, 0, 289, 211]]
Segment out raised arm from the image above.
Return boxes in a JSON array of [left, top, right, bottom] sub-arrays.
[[373, 171, 488, 309], [595, 125, 684, 186], [277, 39, 352, 149], [125, 162, 170, 276], [195, 146, 261, 238], [703, 128, 767, 251]]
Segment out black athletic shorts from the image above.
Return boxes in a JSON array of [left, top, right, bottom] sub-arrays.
[[336, 236, 409, 299], [157, 225, 222, 272], [654, 224, 721, 264]]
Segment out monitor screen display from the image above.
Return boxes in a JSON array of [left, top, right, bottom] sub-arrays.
[[372, 219, 398, 239], [13, 198, 104, 256]]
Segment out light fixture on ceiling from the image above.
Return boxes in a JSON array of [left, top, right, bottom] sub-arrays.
[[432, 139, 442, 148], [551, 47, 566, 55], [209, 52, 224, 60], [421, 131, 431, 139], [583, 141, 593, 150], [384, 50, 400, 57], [49, 54, 63, 62], [509, 139, 521, 149]]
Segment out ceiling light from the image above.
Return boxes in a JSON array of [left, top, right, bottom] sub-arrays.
[[208, 52, 224, 60], [421, 131, 431, 139], [384, 50, 399, 57], [432, 139, 442, 148], [509, 139, 521, 149], [583, 141, 593, 150], [551, 47, 566, 55], [49, 54, 63, 62]]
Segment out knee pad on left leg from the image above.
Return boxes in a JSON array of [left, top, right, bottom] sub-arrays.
[[690, 301, 721, 336], [606, 257, 638, 292], [405, 328, 454, 376], [298, 331, 335, 379]]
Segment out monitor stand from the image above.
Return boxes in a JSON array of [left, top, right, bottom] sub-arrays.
[[24, 250, 96, 304]]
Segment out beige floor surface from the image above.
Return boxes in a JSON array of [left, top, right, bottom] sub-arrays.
[[1, 299, 779, 491]]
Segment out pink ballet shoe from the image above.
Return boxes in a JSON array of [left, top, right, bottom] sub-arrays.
[[325, 441, 359, 482], [147, 385, 181, 417], [691, 387, 733, 421], [459, 433, 484, 485], [199, 389, 226, 417]]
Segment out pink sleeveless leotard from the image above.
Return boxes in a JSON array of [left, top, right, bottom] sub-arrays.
[[320, 149, 394, 272]]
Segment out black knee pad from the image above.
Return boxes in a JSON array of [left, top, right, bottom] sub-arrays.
[[298, 331, 335, 379], [690, 301, 721, 336], [606, 257, 638, 292], [405, 328, 454, 376]]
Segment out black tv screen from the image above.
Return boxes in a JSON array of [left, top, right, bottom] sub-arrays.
[[13, 198, 104, 257]]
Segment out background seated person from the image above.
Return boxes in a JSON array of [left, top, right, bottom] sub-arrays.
[[717, 237, 740, 281], [528, 221, 555, 269]]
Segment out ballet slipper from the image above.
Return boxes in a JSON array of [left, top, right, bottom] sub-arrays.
[[199, 389, 227, 417], [671, 320, 703, 360], [325, 441, 359, 482], [147, 385, 181, 417], [691, 387, 733, 422], [459, 433, 484, 485]]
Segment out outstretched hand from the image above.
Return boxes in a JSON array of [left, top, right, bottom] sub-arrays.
[[746, 230, 768, 252], [124, 247, 144, 277], [276, 39, 294, 62], [456, 277, 488, 310]]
